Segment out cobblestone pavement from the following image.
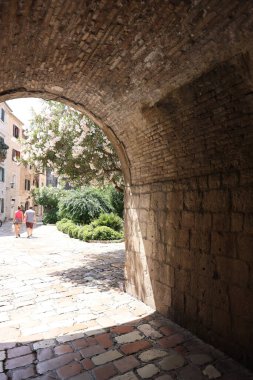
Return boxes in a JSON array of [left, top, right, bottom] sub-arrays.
[[0, 222, 252, 380]]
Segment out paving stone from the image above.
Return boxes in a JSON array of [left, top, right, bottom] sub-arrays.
[[111, 372, 138, 380], [0, 363, 2, 373], [0, 224, 252, 380], [137, 324, 162, 338], [5, 353, 35, 370], [81, 358, 95, 370], [138, 349, 168, 362], [0, 343, 16, 350], [57, 333, 84, 343], [12, 365, 36, 380], [55, 344, 73, 355], [159, 326, 176, 336], [71, 338, 88, 350], [137, 364, 160, 378], [115, 331, 143, 344], [174, 345, 188, 356], [80, 344, 105, 358], [111, 326, 135, 335], [95, 333, 113, 348], [69, 374, 93, 380], [56, 361, 83, 380], [92, 363, 118, 380], [7, 345, 32, 359], [92, 350, 123, 366], [158, 334, 185, 349], [85, 328, 107, 336], [188, 353, 213, 365], [36, 352, 81, 374], [33, 339, 55, 350], [72, 337, 97, 350], [159, 353, 185, 370], [179, 364, 205, 380], [203, 365, 222, 379], [37, 348, 54, 361], [120, 340, 152, 355], [0, 352, 5, 361], [114, 355, 140, 373]]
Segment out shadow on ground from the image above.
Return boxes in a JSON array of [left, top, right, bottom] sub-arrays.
[[49, 248, 125, 292], [1, 313, 253, 380]]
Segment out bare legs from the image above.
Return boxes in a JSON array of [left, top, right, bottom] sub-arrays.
[[27, 227, 33, 238], [14, 224, 21, 238]]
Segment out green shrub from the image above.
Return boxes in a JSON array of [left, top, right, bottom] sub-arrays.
[[109, 187, 124, 218], [61, 221, 76, 234], [80, 225, 94, 241], [91, 213, 123, 232], [102, 185, 124, 218], [56, 218, 71, 231], [69, 225, 81, 238], [42, 210, 59, 224], [58, 187, 113, 224], [33, 186, 66, 223], [91, 226, 123, 241]]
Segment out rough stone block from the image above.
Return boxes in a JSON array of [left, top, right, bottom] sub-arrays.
[[216, 256, 249, 287], [184, 191, 202, 211], [114, 355, 139, 373], [92, 350, 123, 366], [203, 190, 229, 212], [159, 353, 185, 370], [232, 189, 253, 212], [237, 234, 253, 263], [167, 192, 183, 211], [211, 232, 236, 257], [137, 364, 160, 378]]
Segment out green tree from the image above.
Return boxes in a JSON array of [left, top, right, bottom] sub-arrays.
[[58, 187, 114, 224], [32, 186, 66, 224], [21, 101, 123, 190]]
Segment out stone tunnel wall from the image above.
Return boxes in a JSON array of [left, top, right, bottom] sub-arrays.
[[124, 54, 253, 367], [0, 0, 252, 370]]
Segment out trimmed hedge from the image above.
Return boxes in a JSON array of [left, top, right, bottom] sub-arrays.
[[91, 226, 123, 240], [56, 214, 124, 241], [91, 213, 123, 232]]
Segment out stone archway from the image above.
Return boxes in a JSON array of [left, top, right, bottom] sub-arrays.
[[0, 0, 253, 368]]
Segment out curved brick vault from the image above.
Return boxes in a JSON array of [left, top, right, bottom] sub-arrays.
[[0, 0, 253, 369]]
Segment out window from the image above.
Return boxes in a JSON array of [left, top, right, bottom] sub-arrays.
[[13, 125, 19, 138], [12, 149, 20, 161], [25, 179, 31, 191], [0, 198, 4, 213], [0, 108, 5, 122], [0, 167, 4, 182], [11, 175, 16, 188]]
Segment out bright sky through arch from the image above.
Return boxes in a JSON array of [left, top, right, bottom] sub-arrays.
[[6, 98, 44, 128]]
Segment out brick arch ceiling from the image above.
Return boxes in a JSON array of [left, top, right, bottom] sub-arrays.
[[0, 0, 252, 186]]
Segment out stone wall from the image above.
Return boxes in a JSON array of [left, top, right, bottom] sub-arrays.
[[125, 54, 253, 367]]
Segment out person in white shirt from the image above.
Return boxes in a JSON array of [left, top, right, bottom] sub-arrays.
[[24, 207, 36, 238]]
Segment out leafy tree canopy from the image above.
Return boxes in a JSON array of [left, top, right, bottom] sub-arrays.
[[21, 101, 123, 190]]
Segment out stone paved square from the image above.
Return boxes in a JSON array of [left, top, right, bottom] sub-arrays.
[[0, 223, 252, 379]]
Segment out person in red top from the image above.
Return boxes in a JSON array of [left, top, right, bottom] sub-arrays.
[[13, 206, 24, 238]]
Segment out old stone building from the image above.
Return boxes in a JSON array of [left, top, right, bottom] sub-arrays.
[[0, 0, 252, 369], [0, 102, 46, 220]]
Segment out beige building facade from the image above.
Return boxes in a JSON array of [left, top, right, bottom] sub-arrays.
[[0, 102, 45, 221]]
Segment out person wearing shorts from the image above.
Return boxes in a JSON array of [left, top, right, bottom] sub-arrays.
[[13, 206, 23, 238], [24, 206, 36, 238]]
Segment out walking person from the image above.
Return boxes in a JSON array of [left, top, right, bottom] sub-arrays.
[[13, 206, 24, 238], [24, 206, 36, 238]]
